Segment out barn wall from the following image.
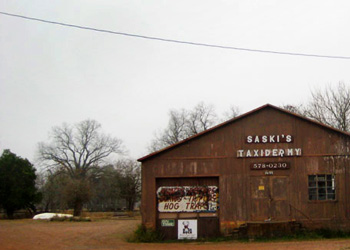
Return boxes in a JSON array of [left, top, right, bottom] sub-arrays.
[[141, 107, 350, 235]]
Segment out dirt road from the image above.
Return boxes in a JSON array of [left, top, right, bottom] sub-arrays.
[[1, 218, 350, 250]]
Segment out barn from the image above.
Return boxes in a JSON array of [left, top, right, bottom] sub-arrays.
[[138, 104, 350, 239]]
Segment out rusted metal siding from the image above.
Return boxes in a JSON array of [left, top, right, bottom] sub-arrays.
[[140, 105, 350, 235]]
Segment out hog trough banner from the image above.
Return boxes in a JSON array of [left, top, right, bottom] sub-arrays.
[[157, 186, 219, 212]]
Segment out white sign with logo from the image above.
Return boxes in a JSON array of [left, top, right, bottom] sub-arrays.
[[178, 219, 197, 239]]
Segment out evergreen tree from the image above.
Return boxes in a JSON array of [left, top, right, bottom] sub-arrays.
[[0, 149, 41, 218]]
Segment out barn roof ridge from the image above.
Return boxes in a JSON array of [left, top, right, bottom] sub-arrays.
[[138, 103, 350, 162]]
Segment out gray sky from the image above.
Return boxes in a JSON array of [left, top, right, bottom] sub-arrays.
[[1, 1, 350, 164]]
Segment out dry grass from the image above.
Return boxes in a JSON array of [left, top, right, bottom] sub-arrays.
[[81, 211, 115, 219]]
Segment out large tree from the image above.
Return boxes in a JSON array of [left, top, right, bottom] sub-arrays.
[[38, 119, 123, 216], [0, 150, 41, 219]]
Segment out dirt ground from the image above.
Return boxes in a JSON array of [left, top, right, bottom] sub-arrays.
[[2, 218, 350, 250]]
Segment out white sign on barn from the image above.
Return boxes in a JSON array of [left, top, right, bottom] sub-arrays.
[[178, 220, 197, 239]]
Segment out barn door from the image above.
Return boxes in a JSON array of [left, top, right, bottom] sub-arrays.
[[250, 176, 270, 221], [270, 176, 289, 220], [156, 177, 220, 240], [250, 176, 289, 221]]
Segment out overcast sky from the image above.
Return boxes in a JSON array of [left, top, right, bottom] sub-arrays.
[[1, 1, 350, 165]]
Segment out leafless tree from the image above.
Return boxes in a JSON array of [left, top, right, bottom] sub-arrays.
[[304, 82, 350, 132], [115, 159, 141, 211], [149, 102, 223, 152], [149, 109, 188, 152], [280, 104, 306, 116], [186, 102, 217, 136], [222, 105, 240, 122], [165, 109, 188, 144], [87, 165, 121, 212], [149, 102, 242, 152], [37, 172, 70, 212], [37, 119, 124, 216]]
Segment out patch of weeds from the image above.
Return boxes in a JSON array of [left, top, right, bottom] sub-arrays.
[[244, 228, 350, 243], [127, 225, 350, 243], [50, 216, 92, 222], [313, 228, 350, 239], [127, 224, 164, 243], [197, 236, 237, 243]]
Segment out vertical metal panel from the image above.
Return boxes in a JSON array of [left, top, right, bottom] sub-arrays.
[[250, 177, 270, 221], [271, 177, 289, 220]]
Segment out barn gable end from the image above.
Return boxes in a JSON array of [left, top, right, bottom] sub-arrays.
[[139, 104, 350, 239]]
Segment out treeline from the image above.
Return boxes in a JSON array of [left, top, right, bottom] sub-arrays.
[[37, 159, 140, 213], [36, 119, 139, 216], [0, 120, 141, 218], [0, 148, 140, 219]]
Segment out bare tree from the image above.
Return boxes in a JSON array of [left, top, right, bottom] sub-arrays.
[[305, 82, 350, 131], [115, 159, 141, 211], [222, 105, 240, 121], [280, 104, 306, 116], [149, 102, 242, 152], [38, 172, 70, 212], [148, 104, 213, 152], [37, 119, 123, 216], [149, 102, 219, 152], [164, 109, 188, 144], [186, 102, 217, 136], [87, 165, 122, 211], [149, 109, 188, 152]]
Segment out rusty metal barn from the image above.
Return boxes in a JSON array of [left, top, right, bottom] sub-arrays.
[[138, 104, 350, 239]]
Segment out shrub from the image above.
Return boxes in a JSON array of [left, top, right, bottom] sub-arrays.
[[313, 228, 348, 238], [127, 224, 164, 242]]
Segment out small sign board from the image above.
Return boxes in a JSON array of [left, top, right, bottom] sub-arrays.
[[161, 219, 175, 227], [178, 220, 197, 240]]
